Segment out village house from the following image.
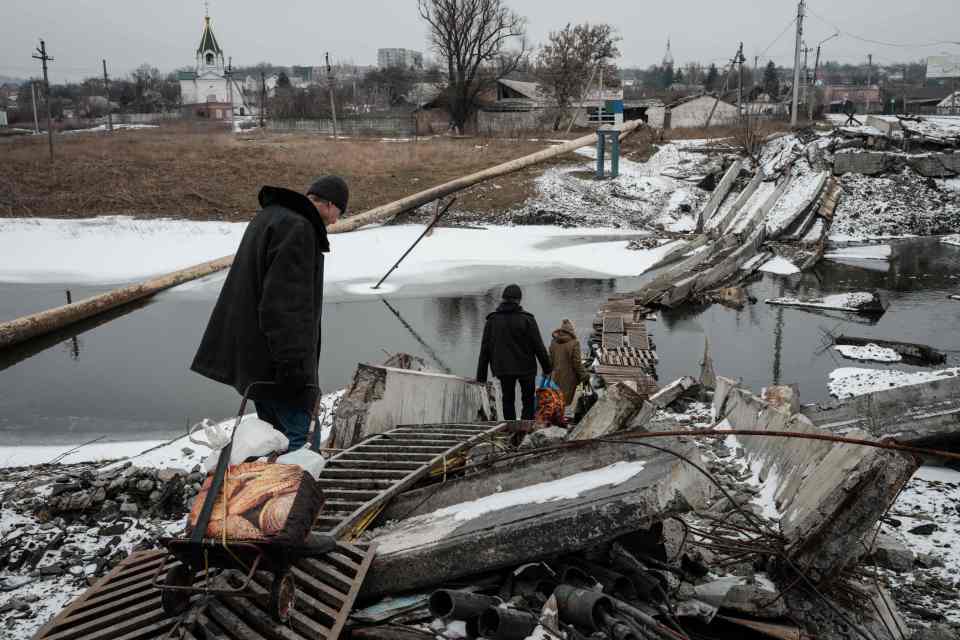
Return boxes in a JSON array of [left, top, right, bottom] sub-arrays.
[[177, 13, 250, 121], [647, 94, 738, 129]]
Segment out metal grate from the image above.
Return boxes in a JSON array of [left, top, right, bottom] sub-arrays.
[[33, 422, 508, 640]]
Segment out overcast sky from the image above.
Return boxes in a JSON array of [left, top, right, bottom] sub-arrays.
[[2, 0, 958, 82]]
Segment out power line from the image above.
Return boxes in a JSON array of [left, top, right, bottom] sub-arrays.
[[806, 5, 960, 48], [759, 17, 798, 58]]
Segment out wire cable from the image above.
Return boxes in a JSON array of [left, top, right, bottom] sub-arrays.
[[807, 6, 960, 48]]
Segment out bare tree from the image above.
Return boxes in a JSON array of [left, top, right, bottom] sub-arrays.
[[536, 23, 621, 130], [418, 0, 527, 134]]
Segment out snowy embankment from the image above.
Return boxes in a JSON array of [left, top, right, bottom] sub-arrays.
[[0, 390, 343, 470], [833, 343, 902, 363], [517, 142, 712, 231], [0, 218, 680, 299], [827, 367, 960, 399]]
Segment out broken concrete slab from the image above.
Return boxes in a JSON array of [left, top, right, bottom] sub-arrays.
[[567, 382, 645, 441], [714, 377, 918, 583], [801, 372, 960, 448], [331, 364, 501, 448], [361, 445, 713, 599], [379, 438, 676, 522], [628, 376, 699, 430]]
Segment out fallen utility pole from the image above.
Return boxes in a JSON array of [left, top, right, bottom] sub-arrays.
[[0, 121, 642, 350], [373, 198, 455, 289], [330, 118, 642, 234], [0, 256, 232, 350]]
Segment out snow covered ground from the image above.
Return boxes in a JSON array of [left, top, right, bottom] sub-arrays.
[[943, 234, 960, 247], [827, 367, 960, 399], [878, 465, 960, 626], [831, 171, 960, 239], [0, 390, 343, 470], [0, 217, 681, 299], [510, 142, 711, 231]]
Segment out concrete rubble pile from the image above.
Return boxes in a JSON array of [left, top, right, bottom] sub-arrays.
[[340, 374, 929, 640]]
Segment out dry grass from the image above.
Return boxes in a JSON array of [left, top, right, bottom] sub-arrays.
[[0, 127, 563, 220]]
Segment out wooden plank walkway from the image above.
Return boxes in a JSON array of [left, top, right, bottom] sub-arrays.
[[32, 422, 508, 640], [590, 299, 659, 399]]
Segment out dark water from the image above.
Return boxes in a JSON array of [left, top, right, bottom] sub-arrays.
[[0, 238, 957, 446]]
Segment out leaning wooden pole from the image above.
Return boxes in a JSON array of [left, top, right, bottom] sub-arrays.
[[0, 121, 643, 350], [327, 119, 643, 234], [0, 257, 233, 350]]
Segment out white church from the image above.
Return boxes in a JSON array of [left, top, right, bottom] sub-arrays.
[[178, 13, 250, 120]]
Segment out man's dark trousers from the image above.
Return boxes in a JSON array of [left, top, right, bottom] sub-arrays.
[[255, 400, 311, 450], [499, 375, 536, 420]]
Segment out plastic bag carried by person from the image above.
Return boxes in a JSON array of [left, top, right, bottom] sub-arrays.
[[573, 381, 598, 423], [200, 417, 289, 473], [534, 376, 566, 428], [274, 448, 326, 479]]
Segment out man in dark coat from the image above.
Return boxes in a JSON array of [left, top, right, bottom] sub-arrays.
[[476, 284, 552, 420], [191, 176, 348, 450]]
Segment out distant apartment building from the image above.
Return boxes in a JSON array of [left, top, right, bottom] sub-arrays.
[[378, 48, 423, 70]]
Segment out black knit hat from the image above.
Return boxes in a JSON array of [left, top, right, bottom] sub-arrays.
[[307, 176, 349, 214], [502, 284, 522, 301]]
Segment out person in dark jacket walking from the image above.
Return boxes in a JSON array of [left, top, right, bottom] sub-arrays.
[[191, 176, 348, 450], [476, 284, 552, 420]]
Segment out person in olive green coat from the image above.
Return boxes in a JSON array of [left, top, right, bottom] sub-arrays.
[[548, 319, 590, 406]]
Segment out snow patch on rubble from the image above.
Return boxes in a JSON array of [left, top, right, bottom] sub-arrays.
[[524, 143, 710, 230], [372, 461, 647, 555], [833, 344, 902, 363], [827, 367, 960, 399], [758, 256, 800, 275], [763, 169, 826, 236], [824, 244, 892, 261], [831, 171, 960, 239]]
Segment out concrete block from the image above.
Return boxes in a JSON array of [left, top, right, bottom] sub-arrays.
[[568, 382, 645, 441], [722, 384, 918, 582], [362, 445, 712, 599], [907, 153, 960, 178], [802, 373, 960, 447], [832, 151, 893, 176], [331, 364, 501, 449]]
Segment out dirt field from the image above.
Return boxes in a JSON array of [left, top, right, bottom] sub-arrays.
[[0, 122, 775, 222], [0, 126, 587, 221]]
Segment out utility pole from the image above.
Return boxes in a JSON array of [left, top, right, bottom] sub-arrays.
[[226, 57, 233, 128], [736, 42, 746, 121], [754, 55, 760, 85], [326, 52, 339, 139], [30, 81, 40, 134], [809, 45, 822, 121], [801, 44, 811, 118], [259, 70, 266, 128], [32, 39, 54, 162], [866, 53, 873, 114], [791, 0, 805, 126], [102, 59, 113, 132]]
